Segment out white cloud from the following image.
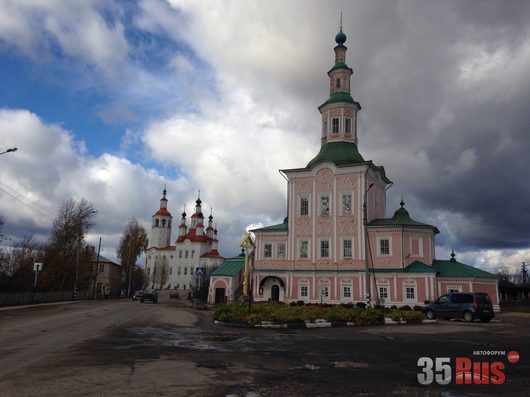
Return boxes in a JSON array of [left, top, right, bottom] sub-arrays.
[[0, 0, 129, 79]]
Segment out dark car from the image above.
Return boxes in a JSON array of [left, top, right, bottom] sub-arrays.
[[132, 290, 143, 301], [140, 290, 158, 303], [423, 292, 494, 322]]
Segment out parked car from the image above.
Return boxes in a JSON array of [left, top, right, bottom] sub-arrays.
[[140, 290, 158, 303], [169, 289, 179, 299], [132, 290, 144, 301], [423, 292, 494, 322]]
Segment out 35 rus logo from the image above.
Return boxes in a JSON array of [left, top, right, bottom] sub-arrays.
[[417, 357, 506, 385]]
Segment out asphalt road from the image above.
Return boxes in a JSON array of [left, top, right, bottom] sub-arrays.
[[0, 294, 528, 397]]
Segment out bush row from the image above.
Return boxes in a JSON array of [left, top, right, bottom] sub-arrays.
[[213, 302, 426, 325]]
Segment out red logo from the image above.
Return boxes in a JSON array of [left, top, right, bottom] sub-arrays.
[[507, 351, 520, 364]]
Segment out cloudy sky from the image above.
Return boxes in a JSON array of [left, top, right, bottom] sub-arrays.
[[0, 0, 528, 274]]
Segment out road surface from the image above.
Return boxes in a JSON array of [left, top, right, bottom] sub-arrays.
[[0, 294, 528, 396]]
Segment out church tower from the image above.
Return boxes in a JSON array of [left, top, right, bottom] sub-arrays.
[[150, 188, 173, 248], [308, 22, 364, 169]]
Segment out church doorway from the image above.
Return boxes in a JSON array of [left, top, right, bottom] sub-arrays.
[[215, 288, 226, 304], [271, 285, 280, 302]]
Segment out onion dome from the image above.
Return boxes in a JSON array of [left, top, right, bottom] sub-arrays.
[[335, 27, 346, 45]]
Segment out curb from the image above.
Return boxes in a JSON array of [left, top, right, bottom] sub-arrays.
[[0, 300, 83, 312], [215, 318, 435, 329]]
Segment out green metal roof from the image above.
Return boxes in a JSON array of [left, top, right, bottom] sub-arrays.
[[432, 257, 496, 278], [405, 261, 438, 273], [307, 141, 365, 168], [252, 217, 288, 233], [320, 91, 357, 107], [211, 256, 244, 277], [368, 201, 440, 233], [329, 61, 353, 73]]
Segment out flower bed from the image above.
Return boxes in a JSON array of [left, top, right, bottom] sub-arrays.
[[213, 302, 426, 326]]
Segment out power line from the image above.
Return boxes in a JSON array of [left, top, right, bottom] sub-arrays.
[[0, 183, 54, 221]]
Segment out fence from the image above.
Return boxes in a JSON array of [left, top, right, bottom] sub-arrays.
[[0, 291, 89, 307]]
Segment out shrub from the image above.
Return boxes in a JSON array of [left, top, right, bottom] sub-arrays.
[[413, 305, 423, 312], [399, 305, 412, 311], [355, 302, 367, 309]]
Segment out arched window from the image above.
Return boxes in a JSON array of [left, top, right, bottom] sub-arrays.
[[155, 219, 160, 227], [162, 219, 167, 228]]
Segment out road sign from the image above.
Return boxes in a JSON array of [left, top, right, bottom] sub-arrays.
[[33, 262, 43, 272], [195, 267, 205, 276]]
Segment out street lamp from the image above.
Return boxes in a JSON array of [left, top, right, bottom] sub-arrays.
[[363, 181, 375, 306], [0, 147, 17, 156]]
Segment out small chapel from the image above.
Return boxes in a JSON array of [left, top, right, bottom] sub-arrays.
[[239, 27, 500, 310], [145, 190, 224, 292]]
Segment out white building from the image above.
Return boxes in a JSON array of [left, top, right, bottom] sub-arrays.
[[145, 189, 224, 291]]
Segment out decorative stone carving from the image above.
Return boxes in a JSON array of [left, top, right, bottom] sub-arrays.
[[316, 168, 333, 192], [318, 220, 332, 234], [295, 219, 311, 235], [297, 179, 311, 192], [339, 217, 355, 233]]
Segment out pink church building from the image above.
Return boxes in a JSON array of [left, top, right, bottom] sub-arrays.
[[250, 27, 499, 310]]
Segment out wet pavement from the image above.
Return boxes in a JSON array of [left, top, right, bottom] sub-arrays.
[[0, 298, 528, 396]]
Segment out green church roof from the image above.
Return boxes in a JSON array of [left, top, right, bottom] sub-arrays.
[[329, 61, 353, 73], [405, 261, 438, 273], [211, 255, 245, 277], [368, 201, 440, 233], [320, 91, 357, 108], [432, 256, 496, 278], [252, 217, 289, 233], [307, 141, 365, 168]]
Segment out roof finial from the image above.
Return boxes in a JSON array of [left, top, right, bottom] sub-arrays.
[[209, 207, 213, 221], [182, 204, 186, 217], [450, 247, 456, 262], [400, 194, 405, 208], [340, 11, 343, 32]]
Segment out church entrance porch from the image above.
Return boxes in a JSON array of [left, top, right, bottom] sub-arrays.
[[258, 276, 285, 302]]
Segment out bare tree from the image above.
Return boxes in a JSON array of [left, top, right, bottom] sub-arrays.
[[43, 198, 97, 291], [117, 217, 148, 296]]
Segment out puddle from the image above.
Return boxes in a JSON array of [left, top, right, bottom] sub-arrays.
[[118, 326, 299, 353]]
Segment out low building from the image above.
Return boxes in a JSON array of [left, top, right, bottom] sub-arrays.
[[208, 254, 245, 304], [92, 252, 122, 298]]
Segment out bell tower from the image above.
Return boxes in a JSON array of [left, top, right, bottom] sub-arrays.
[[150, 188, 173, 248], [318, 24, 361, 146]]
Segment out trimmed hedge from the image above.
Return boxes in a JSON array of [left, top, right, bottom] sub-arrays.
[[213, 302, 423, 325]]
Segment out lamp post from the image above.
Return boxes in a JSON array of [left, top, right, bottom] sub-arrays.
[[0, 147, 17, 156], [363, 181, 375, 306]]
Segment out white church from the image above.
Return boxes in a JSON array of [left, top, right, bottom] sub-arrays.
[[144, 189, 224, 291]]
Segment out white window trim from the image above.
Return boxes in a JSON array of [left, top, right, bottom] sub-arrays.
[[319, 194, 331, 216], [299, 195, 310, 217], [342, 238, 353, 259], [332, 117, 340, 134], [378, 285, 389, 299], [447, 286, 462, 293], [340, 191, 353, 215], [341, 283, 352, 299], [319, 239, 331, 259], [299, 283, 309, 300], [344, 117, 352, 135], [404, 283, 416, 301], [276, 242, 286, 259], [264, 243, 273, 259], [377, 236, 392, 256]]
